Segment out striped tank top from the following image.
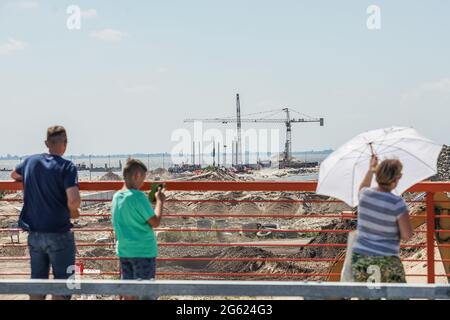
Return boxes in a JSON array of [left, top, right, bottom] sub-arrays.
[[352, 187, 408, 257]]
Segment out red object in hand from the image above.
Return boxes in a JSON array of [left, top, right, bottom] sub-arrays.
[[75, 262, 84, 275]]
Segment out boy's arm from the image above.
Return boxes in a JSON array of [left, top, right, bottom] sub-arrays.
[[148, 200, 163, 228], [147, 187, 166, 228]]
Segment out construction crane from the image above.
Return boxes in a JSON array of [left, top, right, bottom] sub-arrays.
[[185, 95, 324, 163]]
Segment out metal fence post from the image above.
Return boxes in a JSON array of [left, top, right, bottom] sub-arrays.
[[426, 192, 436, 284]]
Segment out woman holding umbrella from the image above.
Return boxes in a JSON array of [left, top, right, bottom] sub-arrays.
[[316, 127, 442, 284], [351, 154, 413, 283]]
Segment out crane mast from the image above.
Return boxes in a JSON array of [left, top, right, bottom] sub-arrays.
[[283, 108, 292, 162], [236, 94, 242, 165]]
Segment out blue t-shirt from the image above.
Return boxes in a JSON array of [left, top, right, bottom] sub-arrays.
[[15, 153, 79, 233]]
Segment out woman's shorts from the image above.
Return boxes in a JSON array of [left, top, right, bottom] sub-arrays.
[[351, 252, 406, 283]]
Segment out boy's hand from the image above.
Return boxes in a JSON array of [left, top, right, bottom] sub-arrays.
[[155, 187, 166, 203], [370, 155, 378, 171]]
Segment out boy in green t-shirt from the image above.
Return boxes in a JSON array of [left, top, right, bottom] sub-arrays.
[[112, 159, 165, 297]]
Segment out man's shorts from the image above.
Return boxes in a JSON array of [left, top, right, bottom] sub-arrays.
[[28, 231, 76, 279], [28, 231, 76, 299], [119, 257, 156, 280]]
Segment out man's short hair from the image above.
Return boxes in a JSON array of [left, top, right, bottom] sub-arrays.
[[123, 159, 148, 181], [46, 126, 67, 145]]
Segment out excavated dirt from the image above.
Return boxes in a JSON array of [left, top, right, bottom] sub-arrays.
[[295, 220, 356, 259], [80, 247, 118, 273], [207, 246, 314, 280], [181, 168, 252, 181], [432, 145, 450, 181], [2, 157, 448, 287], [0, 185, 356, 282], [0, 246, 27, 257]]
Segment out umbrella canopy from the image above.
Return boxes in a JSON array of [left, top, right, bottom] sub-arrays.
[[316, 127, 443, 207]]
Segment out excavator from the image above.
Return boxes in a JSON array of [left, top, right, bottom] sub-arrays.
[[325, 192, 450, 282]]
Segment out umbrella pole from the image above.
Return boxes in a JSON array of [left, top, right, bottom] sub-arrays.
[[369, 143, 375, 156]]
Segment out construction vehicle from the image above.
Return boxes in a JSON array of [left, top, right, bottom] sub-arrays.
[[185, 94, 324, 168]]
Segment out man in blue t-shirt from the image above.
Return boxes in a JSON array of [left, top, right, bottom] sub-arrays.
[[11, 125, 81, 300]]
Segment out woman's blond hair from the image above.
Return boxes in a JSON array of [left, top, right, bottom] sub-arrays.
[[375, 159, 403, 187]]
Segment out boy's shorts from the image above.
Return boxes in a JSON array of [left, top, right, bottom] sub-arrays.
[[120, 257, 156, 280]]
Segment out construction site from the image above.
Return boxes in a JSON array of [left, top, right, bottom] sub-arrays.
[[183, 93, 325, 171], [0, 145, 449, 299]]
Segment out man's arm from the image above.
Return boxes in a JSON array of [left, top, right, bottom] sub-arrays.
[[66, 186, 81, 219], [10, 170, 23, 182]]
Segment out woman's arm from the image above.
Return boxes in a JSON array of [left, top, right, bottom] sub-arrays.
[[398, 212, 413, 241], [359, 155, 378, 192]]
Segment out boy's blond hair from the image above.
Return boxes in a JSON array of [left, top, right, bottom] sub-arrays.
[[123, 159, 147, 186], [375, 159, 403, 187]]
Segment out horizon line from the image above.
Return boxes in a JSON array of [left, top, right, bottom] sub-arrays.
[[0, 149, 334, 159]]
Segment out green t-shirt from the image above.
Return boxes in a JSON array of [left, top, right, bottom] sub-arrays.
[[112, 189, 157, 258]]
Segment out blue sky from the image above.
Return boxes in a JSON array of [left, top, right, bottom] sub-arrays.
[[0, 0, 449, 155]]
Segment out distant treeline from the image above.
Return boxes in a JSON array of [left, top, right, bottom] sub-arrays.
[[0, 153, 169, 160], [291, 149, 333, 155], [0, 149, 333, 160]]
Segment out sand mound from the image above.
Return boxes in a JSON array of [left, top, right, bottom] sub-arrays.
[[208, 246, 312, 275], [295, 219, 356, 259], [433, 145, 450, 181], [147, 168, 170, 180], [183, 168, 248, 181], [152, 168, 167, 175], [0, 246, 27, 257], [99, 171, 122, 181], [80, 247, 118, 273]]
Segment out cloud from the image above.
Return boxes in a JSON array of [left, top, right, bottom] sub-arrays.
[[402, 78, 450, 101], [90, 29, 128, 42], [0, 38, 28, 55], [124, 84, 157, 94], [17, 1, 38, 10], [81, 9, 97, 19], [156, 67, 168, 74]]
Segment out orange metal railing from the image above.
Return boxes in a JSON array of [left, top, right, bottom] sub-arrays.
[[0, 181, 449, 283]]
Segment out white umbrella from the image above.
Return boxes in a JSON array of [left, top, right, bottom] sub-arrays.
[[316, 126, 443, 207]]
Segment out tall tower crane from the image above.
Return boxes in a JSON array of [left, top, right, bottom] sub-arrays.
[[185, 96, 324, 163]]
